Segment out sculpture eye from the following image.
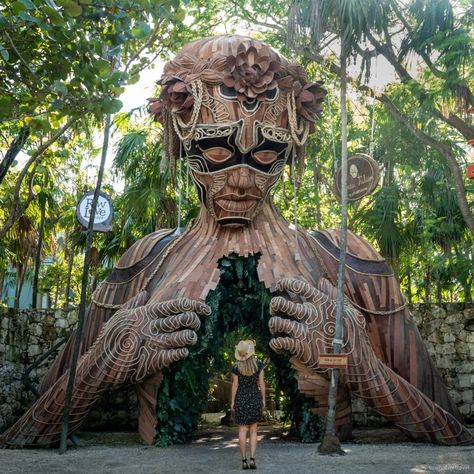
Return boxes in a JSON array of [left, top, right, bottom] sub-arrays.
[[253, 150, 278, 164], [202, 147, 233, 164], [265, 88, 278, 101], [219, 84, 238, 99]]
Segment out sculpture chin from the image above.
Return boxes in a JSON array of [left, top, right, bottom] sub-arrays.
[[217, 216, 253, 228]]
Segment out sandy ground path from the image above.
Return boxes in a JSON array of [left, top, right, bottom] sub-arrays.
[[1, 424, 473, 474]]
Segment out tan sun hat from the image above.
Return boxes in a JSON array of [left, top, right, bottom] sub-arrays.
[[234, 340, 256, 361]]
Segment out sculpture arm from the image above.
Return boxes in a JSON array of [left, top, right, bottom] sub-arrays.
[[39, 229, 178, 393], [311, 228, 461, 419]]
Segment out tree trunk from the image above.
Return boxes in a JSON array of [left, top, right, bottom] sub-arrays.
[[406, 271, 413, 304], [0, 273, 4, 304], [436, 281, 442, 305], [54, 271, 60, 308], [14, 265, 27, 312], [63, 239, 74, 309], [59, 114, 111, 454], [32, 200, 46, 308], [0, 126, 30, 186], [464, 279, 472, 303], [320, 41, 348, 456], [425, 265, 432, 304], [311, 156, 322, 227]]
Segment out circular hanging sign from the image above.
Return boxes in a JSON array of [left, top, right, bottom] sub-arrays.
[[334, 153, 380, 201], [76, 191, 114, 232]]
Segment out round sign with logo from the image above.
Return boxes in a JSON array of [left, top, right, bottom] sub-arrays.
[[76, 191, 114, 232], [334, 153, 380, 201]]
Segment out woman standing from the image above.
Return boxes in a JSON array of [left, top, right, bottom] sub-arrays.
[[231, 340, 266, 470]]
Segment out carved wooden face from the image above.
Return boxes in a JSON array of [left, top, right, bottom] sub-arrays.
[[151, 36, 326, 227], [184, 84, 293, 227]]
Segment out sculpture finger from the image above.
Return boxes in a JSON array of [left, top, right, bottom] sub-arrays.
[[268, 316, 305, 339], [142, 298, 211, 319], [316, 277, 338, 300], [157, 348, 189, 369], [153, 312, 201, 332], [269, 336, 303, 358], [154, 329, 197, 349], [277, 278, 330, 305], [270, 296, 313, 321]]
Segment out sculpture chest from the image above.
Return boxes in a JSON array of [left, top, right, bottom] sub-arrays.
[[146, 205, 325, 303]]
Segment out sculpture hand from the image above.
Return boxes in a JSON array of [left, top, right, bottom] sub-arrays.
[[84, 296, 212, 385], [268, 278, 363, 371]]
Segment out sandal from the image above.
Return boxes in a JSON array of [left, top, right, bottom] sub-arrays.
[[242, 459, 249, 470], [249, 458, 257, 469]]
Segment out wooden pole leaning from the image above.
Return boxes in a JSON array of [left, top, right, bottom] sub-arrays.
[[58, 114, 112, 454], [319, 43, 348, 456]]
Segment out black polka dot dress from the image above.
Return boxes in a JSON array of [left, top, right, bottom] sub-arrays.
[[232, 361, 264, 425]]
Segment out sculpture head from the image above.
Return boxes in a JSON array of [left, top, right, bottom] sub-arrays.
[[150, 35, 326, 227]]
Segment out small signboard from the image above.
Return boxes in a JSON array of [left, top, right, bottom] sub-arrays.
[[319, 354, 348, 369], [334, 153, 380, 201], [76, 191, 113, 232]]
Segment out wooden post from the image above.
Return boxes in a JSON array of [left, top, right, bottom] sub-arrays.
[[58, 114, 111, 454], [319, 40, 348, 456]]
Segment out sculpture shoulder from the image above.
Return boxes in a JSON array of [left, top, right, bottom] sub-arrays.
[[113, 229, 176, 274], [310, 228, 393, 276], [92, 228, 179, 307], [310, 228, 405, 313]]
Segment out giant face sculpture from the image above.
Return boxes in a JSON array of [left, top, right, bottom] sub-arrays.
[[150, 36, 326, 227]]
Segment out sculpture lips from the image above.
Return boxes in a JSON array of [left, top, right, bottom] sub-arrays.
[[215, 198, 258, 213], [217, 192, 261, 201]]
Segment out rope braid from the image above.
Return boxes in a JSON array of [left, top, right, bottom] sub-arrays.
[[287, 91, 310, 147]]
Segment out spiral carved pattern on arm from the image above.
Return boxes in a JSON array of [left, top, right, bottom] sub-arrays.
[[0, 297, 210, 448], [269, 278, 473, 445]]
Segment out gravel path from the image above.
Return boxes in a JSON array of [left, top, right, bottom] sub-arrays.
[[1, 425, 473, 474]]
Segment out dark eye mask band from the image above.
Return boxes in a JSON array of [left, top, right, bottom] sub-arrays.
[[186, 127, 290, 174], [185, 122, 293, 174]]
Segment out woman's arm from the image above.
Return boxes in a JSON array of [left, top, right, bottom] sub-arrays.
[[258, 369, 266, 408], [231, 373, 238, 410]]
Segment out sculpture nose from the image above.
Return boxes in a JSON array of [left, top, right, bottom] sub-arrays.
[[227, 166, 254, 189]]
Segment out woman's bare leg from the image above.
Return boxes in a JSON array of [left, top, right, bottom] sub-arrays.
[[249, 423, 258, 458], [239, 425, 249, 459]]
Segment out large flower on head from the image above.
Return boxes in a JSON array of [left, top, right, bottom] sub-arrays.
[[161, 75, 195, 114], [295, 81, 327, 122], [149, 75, 195, 123], [223, 44, 280, 101], [148, 97, 164, 122]]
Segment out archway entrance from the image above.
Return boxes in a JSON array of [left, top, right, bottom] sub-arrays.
[[154, 253, 323, 445]]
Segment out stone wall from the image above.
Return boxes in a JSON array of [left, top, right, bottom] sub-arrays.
[[0, 308, 78, 432], [1, 304, 473, 434], [413, 304, 474, 421]]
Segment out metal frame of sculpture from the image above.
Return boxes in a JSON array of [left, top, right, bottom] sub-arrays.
[[1, 35, 471, 448]]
